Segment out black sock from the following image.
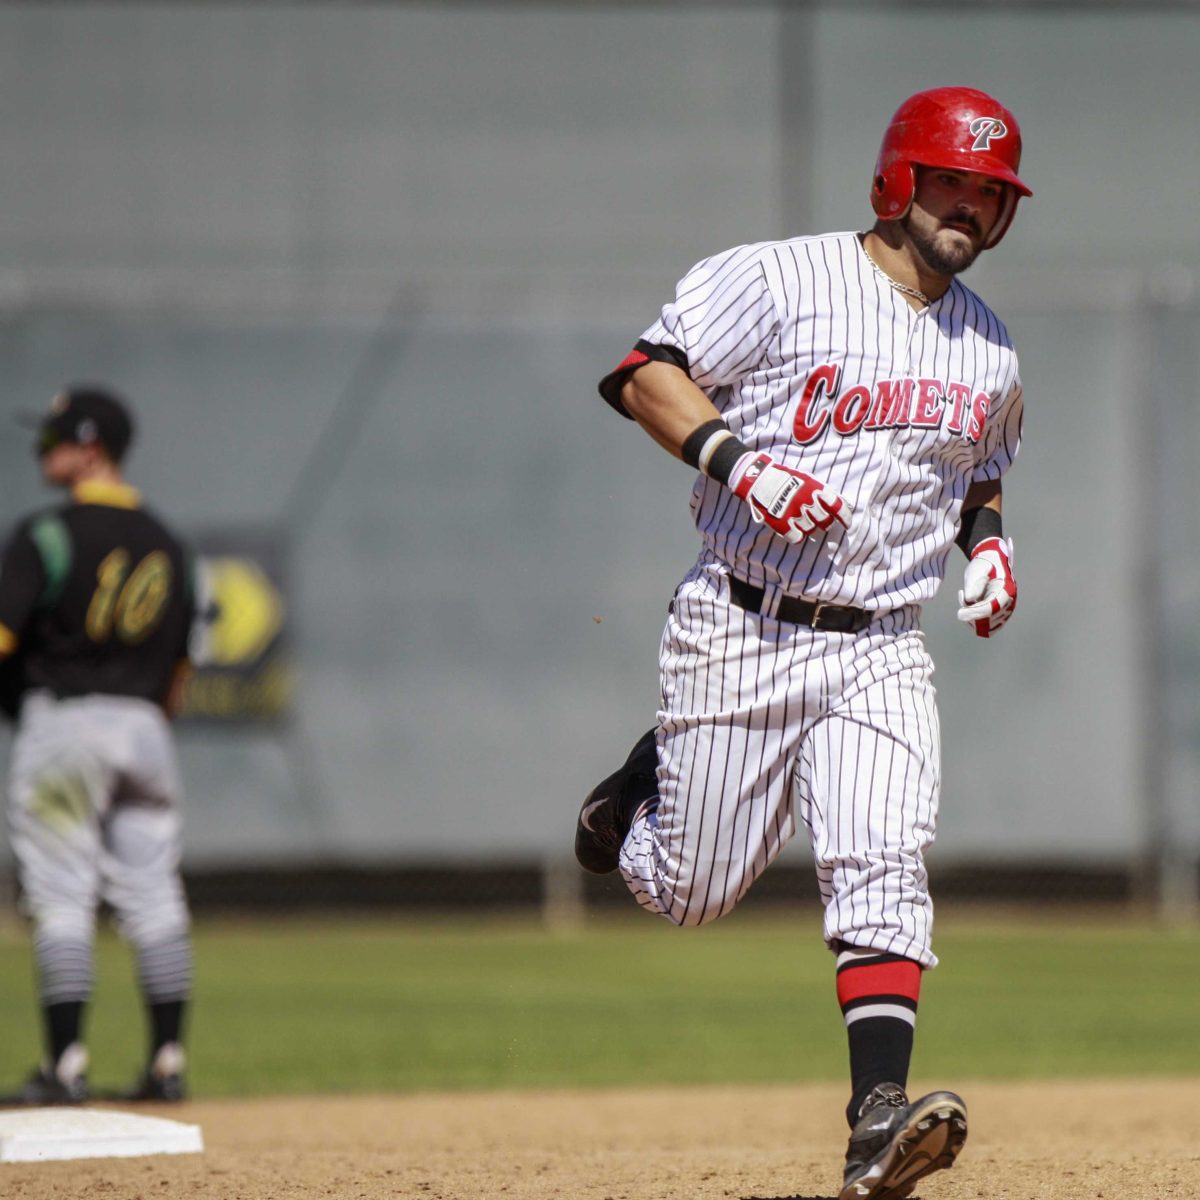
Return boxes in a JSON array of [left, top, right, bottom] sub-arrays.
[[149, 1000, 186, 1055], [846, 1016, 915, 1124], [43, 1001, 84, 1064], [836, 946, 921, 1125]]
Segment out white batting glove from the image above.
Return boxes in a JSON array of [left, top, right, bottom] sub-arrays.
[[731, 452, 849, 544], [957, 536, 1017, 638]]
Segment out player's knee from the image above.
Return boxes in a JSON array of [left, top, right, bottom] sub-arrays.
[[641, 896, 715, 928], [624, 822, 746, 925], [115, 899, 190, 950], [671, 903, 724, 928], [31, 906, 94, 944], [639, 866, 730, 927]]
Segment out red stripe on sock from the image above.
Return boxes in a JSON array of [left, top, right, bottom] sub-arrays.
[[837, 960, 922, 1008]]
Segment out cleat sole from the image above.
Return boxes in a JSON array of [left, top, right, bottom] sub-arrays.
[[839, 1091, 967, 1200]]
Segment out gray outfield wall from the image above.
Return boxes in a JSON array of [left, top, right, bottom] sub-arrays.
[[0, 3, 1198, 876]]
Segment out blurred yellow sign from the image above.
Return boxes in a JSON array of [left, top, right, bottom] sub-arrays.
[[203, 557, 285, 667], [178, 537, 292, 724]]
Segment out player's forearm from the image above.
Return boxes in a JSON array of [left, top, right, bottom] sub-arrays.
[[163, 660, 192, 720], [619, 362, 725, 460], [621, 362, 848, 540], [963, 478, 1002, 514]]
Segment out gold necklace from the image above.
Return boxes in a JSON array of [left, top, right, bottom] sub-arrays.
[[862, 243, 930, 307]]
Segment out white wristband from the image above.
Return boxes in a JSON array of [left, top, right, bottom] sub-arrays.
[[697, 429, 736, 476]]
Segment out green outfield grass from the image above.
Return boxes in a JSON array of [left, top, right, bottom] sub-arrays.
[[0, 909, 1196, 1098]]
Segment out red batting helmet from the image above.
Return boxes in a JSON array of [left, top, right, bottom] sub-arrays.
[[871, 86, 1032, 247]]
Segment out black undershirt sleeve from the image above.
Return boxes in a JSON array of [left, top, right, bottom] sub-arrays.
[[597, 339, 691, 418]]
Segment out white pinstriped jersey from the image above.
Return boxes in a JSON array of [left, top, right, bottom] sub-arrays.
[[639, 230, 1023, 609]]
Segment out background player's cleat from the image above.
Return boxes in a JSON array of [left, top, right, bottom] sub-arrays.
[[121, 1042, 187, 1102], [8, 1042, 89, 1105], [839, 1083, 967, 1200], [574, 728, 659, 874]]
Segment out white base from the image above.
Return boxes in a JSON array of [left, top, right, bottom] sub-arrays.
[[0, 1108, 203, 1163]]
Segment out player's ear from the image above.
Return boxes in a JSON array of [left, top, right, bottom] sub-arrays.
[[84, 441, 113, 469]]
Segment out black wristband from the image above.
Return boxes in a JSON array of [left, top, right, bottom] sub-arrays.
[[681, 419, 730, 470], [957, 505, 1003, 557], [706, 434, 752, 486]]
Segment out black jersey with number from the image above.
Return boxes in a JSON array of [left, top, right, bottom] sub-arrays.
[[0, 483, 194, 708]]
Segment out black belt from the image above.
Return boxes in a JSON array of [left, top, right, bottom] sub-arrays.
[[727, 577, 873, 633]]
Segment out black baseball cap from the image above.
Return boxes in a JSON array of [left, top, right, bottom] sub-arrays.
[[23, 387, 135, 462]]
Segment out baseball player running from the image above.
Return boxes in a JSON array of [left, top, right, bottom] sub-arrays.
[[575, 87, 1029, 1200], [0, 388, 196, 1104]]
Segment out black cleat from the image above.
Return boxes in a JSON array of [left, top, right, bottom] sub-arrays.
[[574, 728, 659, 874], [120, 1043, 187, 1102], [1, 1043, 89, 1106], [839, 1083, 967, 1200], [121, 1071, 186, 1102]]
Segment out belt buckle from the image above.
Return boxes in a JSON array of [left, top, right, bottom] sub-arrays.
[[810, 601, 829, 630]]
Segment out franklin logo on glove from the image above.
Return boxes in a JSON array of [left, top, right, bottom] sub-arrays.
[[731, 452, 848, 545]]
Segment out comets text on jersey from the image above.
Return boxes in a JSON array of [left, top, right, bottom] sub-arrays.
[[792, 363, 992, 446]]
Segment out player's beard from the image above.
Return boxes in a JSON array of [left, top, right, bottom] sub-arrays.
[[904, 217, 983, 277], [902, 211, 984, 278]]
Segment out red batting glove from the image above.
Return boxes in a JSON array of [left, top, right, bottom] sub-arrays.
[[956, 536, 1017, 638], [731, 452, 849, 544]]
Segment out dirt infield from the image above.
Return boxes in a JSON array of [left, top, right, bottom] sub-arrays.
[[1, 1079, 1196, 1199]]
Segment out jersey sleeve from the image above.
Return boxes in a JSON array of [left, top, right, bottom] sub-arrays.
[[0, 522, 48, 653], [641, 243, 778, 393], [971, 370, 1024, 482], [597, 243, 779, 416]]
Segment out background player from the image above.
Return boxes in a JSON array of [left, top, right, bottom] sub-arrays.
[[0, 387, 196, 1104], [575, 87, 1028, 1200]]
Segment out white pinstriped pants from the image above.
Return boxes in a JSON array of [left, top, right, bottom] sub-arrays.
[[619, 562, 940, 967]]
